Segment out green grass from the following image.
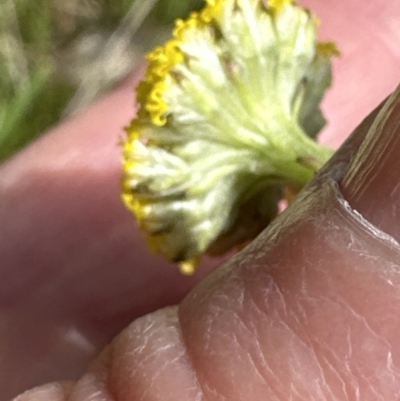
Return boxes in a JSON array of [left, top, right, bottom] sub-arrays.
[[0, 0, 203, 163]]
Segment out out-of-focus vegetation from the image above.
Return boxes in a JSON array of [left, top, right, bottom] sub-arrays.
[[0, 0, 203, 162]]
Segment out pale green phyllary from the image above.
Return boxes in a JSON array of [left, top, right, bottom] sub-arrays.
[[122, 0, 338, 274]]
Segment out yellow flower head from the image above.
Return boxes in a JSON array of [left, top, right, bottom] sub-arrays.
[[122, 0, 337, 274]]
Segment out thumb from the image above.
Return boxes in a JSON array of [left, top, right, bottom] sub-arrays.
[[16, 87, 400, 400]]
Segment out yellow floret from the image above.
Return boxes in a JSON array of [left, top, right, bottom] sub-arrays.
[[269, 0, 293, 11], [137, 0, 302, 127], [179, 258, 200, 275], [137, 39, 184, 126], [122, 0, 337, 273], [201, 0, 225, 23], [137, 0, 230, 126]]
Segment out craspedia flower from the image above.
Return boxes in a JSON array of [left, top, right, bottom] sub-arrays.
[[122, 0, 338, 274]]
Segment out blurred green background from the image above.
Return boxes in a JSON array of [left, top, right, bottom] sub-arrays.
[[0, 0, 203, 162]]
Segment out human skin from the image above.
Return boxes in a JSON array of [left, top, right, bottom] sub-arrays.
[[2, 0, 400, 400]]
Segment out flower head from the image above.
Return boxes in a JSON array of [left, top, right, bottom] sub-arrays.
[[122, 0, 338, 274]]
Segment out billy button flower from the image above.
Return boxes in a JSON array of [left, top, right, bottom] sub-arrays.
[[122, 0, 339, 274]]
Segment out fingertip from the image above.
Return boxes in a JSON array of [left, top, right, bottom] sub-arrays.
[[12, 381, 75, 401], [176, 95, 400, 399], [341, 84, 400, 242]]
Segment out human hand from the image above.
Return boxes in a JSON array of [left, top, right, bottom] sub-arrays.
[[2, 0, 400, 399]]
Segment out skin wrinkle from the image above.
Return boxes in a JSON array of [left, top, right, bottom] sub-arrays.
[[203, 383, 228, 401], [288, 330, 336, 400], [166, 309, 204, 400], [210, 271, 306, 400], [178, 149, 400, 400], [12, 122, 400, 399], [180, 282, 276, 401], [312, 334, 358, 399], [241, 266, 341, 399], [129, 342, 177, 368], [338, 265, 400, 341], [371, 351, 400, 397], [385, 353, 400, 399], [68, 347, 115, 401], [307, 342, 344, 401], [8, 3, 400, 399], [322, 276, 385, 394], [310, 273, 398, 397], [227, 319, 275, 396], [274, 324, 321, 399], [361, 372, 387, 401], [271, 320, 326, 399], [108, 306, 205, 401], [337, 295, 389, 347], [211, 262, 340, 396], [149, 347, 190, 389], [251, 336, 280, 391], [302, 280, 395, 399]]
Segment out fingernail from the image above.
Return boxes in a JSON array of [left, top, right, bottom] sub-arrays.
[[340, 84, 400, 242]]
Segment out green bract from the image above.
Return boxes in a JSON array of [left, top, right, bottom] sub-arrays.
[[122, 0, 338, 274]]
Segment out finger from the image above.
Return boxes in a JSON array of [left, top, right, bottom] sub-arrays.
[[341, 87, 400, 241], [3, 0, 400, 398], [0, 68, 216, 327], [175, 88, 400, 400], [98, 86, 400, 401], [12, 382, 74, 401], [24, 86, 400, 401], [0, 71, 217, 400], [1, 0, 399, 328]]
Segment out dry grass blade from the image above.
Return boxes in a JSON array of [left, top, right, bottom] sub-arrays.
[[0, 0, 202, 163]]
